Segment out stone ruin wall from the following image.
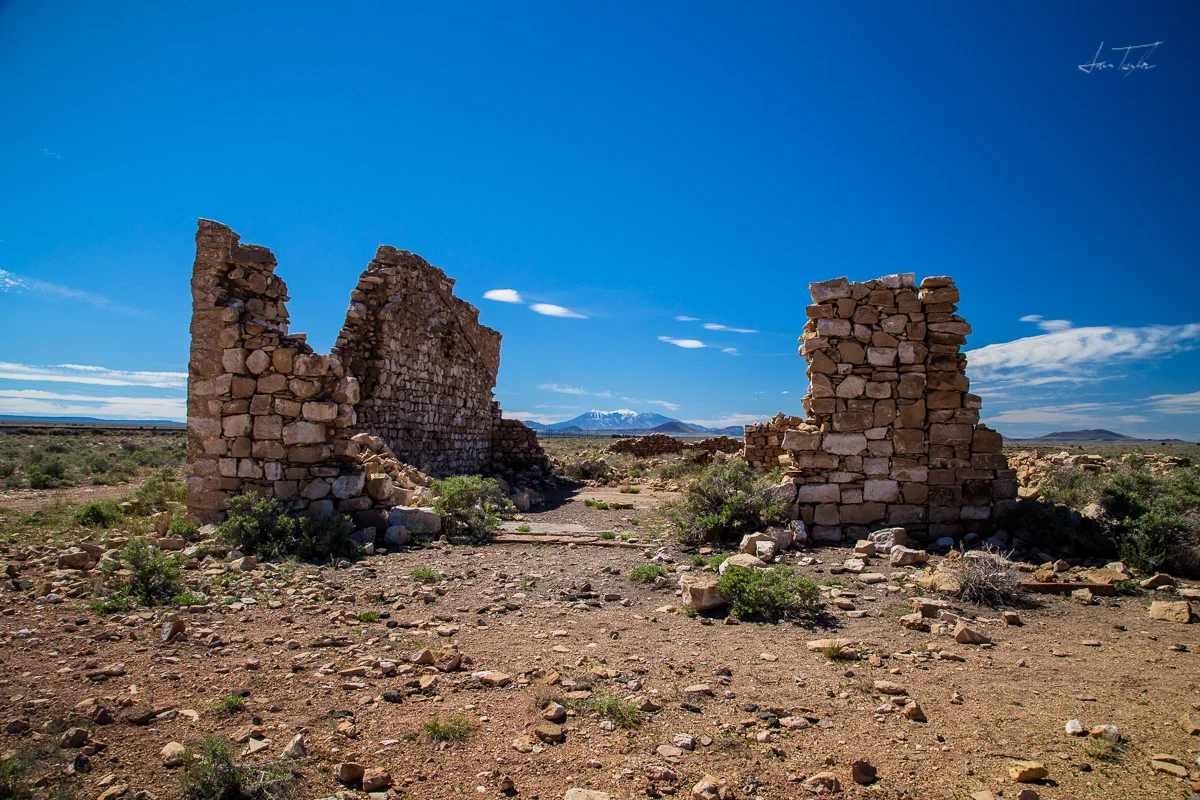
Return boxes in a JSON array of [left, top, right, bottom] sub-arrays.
[[186, 219, 548, 524], [746, 274, 1015, 543], [605, 434, 743, 458]]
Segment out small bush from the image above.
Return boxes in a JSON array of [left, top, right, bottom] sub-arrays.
[[168, 518, 200, 539], [669, 462, 788, 545], [1084, 737, 1121, 761], [358, 611, 380, 623], [134, 471, 186, 511], [0, 752, 33, 800], [589, 695, 642, 729], [430, 475, 512, 538], [72, 500, 125, 528], [217, 494, 358, 562], [180, 735, 297, 800], [716, 565, 820, 621], [40, 457, 68, 480], [516, 524, 532, 533], [819, 642, 851, 660], [213, 694, 247, 715], [103, 536, 186, 606], [423, 715, 471, 741], [172, 591, 207, 607], [0, 460, 15, 478], [629, 564, 667, 583], [937, 547, 1023, 607], [411, 566, 442, 582], [599, 531, 616, 540]]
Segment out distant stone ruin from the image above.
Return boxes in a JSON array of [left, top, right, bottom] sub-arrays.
[[186, 220, 548, 525], [605, 434, 744, 458], [746, 275, 1015, 543]]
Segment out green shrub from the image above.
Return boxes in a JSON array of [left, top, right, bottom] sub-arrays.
[[430, 475, 512, 537], [212, 694, 247, 715], [516, 524, 532, 533], [358, 611, 380, 623], [39, 457, 67, 480], [0, 752, 33, 800], [716, 565, 821, 621], [423, 715, 471, 741], [72, 500, 125, 527], [103, 536, 186, 606], [669, 462, 787, 545], [217, 493, 358, 562], [168, 518, 200, 539], [181, 735, 297, 800], [588, 695, 642, 729], [83, 453, 109, 474], [599, 531, 616, 540], [0, 460, 14, 478], [411, 566, 441, 582], [134, 470, 186, 511], [629, 564, 667, 583]]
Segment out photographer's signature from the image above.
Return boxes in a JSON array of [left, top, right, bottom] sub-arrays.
[[1080, 41, 1162, 76]]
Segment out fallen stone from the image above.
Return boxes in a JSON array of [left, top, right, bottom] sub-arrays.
[[160, 619, 186, 643], [1141, 573, 1176, 589], [1148, 600, 1192, 623], [1008, 760, 1048, 782], [680, 574, 728, 611], [1149, 755, 1187, 777], [953, 620, 992, 645], [868, 527, 906, 550], [1065, 719, 1085, 736], [281, 733, 307, 758], [873, 680, 906, 695], [563, 791, 611, 800], [361, 769, 392, 792], [802, 772, 841, 793], [718, 553, 766, 574], [690, 775, 731, 800], [890, 546, 929, 566], [850, 760, 877, 785], [534, 722, 565, 744], [1181, 710, 1200, 735], [806, 638, 852, 652], [336, 762, 365, 785], [388, 506, 440, 535], [902, 701, 927, 722], [1089, 724, 1120, 742], [160, 741, 186, 767]]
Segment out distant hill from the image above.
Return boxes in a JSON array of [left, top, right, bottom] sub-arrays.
[[519, 420, 549, 431], [1011, 429, 1192, 445], [649, 420, 698, 434], [0, 414, 184, 427]]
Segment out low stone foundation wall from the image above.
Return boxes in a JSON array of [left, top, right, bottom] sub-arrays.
[[605, 434, 684, 457]]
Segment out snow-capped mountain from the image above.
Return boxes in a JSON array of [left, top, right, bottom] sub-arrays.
[[547, 409, 680, 431]]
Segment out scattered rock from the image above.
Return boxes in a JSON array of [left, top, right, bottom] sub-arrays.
[[336, 762, 365, 785], [890, 546, 929, 566], [160, 741, 186, 768], [1148, 600, 1193, 623], [1149, 754, 1188, 777], [1008, 760, 1048, 783], [534, 722, 565, 744], [691, 774, 731, 800], [281, 733, 307, 758], [953, 620, 992, 645], [680, 574, 728, 611], [802, 772, 841, 793], [850, 759, 877, 784], [361, 769, 392, 792], [564, 790, 611, 800], [1064, 719, 1085, 736]]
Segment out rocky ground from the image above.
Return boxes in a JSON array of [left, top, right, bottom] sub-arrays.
[[2, 480, 1199, 800]]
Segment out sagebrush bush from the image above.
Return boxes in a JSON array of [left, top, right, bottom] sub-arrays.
[[629, 564, 667, 583], [134, 469, 186, 511], [669, 461, 787, 545], [181, 735, 296, 800], [716, 565, 820, 621], [72, 500, 125, 527], [217, 494, 359, 562], [430, 475, 512, 537], [102, 536, 186, 607], [168, 518, 200, 539], [937, 547, 1023, 607]]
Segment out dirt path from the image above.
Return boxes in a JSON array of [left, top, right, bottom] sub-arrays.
[[0, 484, 1197, 799]]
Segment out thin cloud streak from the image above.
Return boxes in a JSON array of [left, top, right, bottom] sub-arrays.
[[530, 303, 588, 319], [702, 322, 758, 334], [0, 389, 185, 421], [538, 382, 611, 398], [0, 362, 187, 389], [658, 336, 706, 349], [0, 269, 145, 317]]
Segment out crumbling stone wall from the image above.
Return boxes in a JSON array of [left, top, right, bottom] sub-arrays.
[[744, 415, 806, 468], [186, 220, 547, 523], [689, 436, 744, 455], [749, 275, 1014, 543], [605, 434, 685, 457]]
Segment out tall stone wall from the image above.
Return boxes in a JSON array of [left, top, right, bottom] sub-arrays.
[[751, 274, 1014, 543], [186, 220, 547, 523], [331, 245, 502, 476]]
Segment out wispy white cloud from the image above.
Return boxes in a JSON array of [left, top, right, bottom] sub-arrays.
[[966, 323, 1200, 385], [675, 315, 699, 322], [483, 288, 523, 304], [722, 347, 740, 356], [1018, 314, 1073, 333], [620, 395, 681, 412], [0, 389, 184, 421], [530, 303, 587, 319], [41, 148, 60, 160], [539, 382, 611, 398], [1146, 390, 1200, 415], [0, 362, 187, 389], [658, 336, 706, 349], [702, 322, 758, 334], [984, 401, 1149, 427], [0, 269, 145, 317]]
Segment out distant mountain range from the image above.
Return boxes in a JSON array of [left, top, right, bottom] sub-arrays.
[[1010, 429, 1193, 445], [520, 410, 745, 437], [0, 414, 184, 427]]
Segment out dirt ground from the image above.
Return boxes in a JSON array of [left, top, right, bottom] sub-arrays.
[[1, 483, 1199, 800]]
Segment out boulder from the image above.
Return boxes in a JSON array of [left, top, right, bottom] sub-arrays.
[[680, 574, 729, 612], [953, 620, 992, 645], [1148, 600, 1192, 623], [739, 526, 793, 558], [383, 525, 411, 548], [388, 506, 440, 535], [890, 546, 929, 566], [160, 741, 186, 767], [868, 527, 906, 550], [718, 553, 767, 574]]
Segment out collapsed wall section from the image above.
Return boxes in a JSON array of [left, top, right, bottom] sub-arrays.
[[186, 220, 548, 523], [746, 274, 1015, 543]]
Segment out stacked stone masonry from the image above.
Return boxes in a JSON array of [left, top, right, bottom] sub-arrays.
[[186, 220, 548, 524], [689, 436, 744, 455], [745, 275, 1015, 543], [605, 434, 743, 458]]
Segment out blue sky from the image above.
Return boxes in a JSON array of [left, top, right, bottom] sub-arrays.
[[1, 1, 1197, 439]]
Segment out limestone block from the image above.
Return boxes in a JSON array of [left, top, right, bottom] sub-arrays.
[[810, 277, 851, 302], [822, 432, 867, 455], [863, 479, 900, 503], [798, 483, 841, 503], [782, 430, 820, 451], [302, 401, 338, 422], [252, 415, 282, 440], [245, 349, 270, 374], [221, 348, 247, 374], [282, 420, 325, 446], [332, 472, 366, 500], [221, 414, 252, 438], [388, 506, 441, 535], [680, 574, 728, 611]]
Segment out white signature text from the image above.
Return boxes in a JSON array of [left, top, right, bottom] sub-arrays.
[[1079, 41, 1162, 76]]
